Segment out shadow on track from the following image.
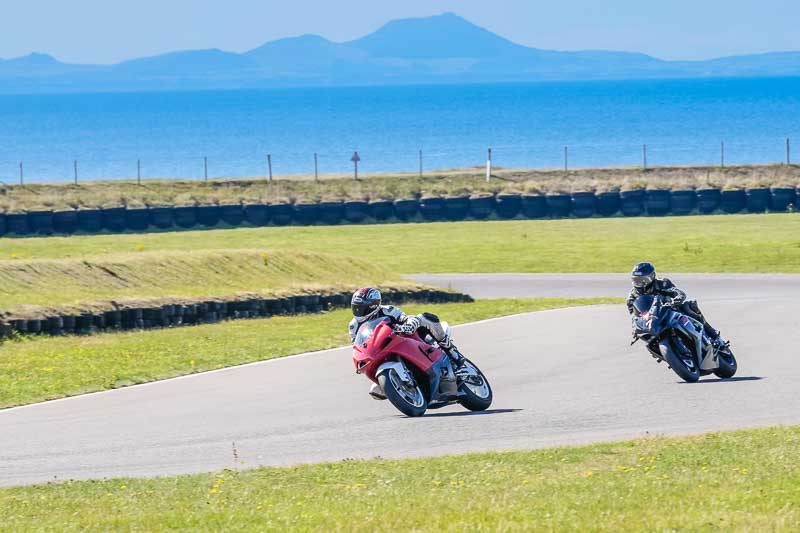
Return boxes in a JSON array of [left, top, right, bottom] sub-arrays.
[[413, 408, 523, 419], [680, 376, 764, 384]]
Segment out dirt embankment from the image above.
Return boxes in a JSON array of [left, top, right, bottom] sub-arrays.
[[1, 164, 798, 213]]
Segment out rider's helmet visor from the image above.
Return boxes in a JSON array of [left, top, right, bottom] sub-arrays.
[[632, 273, 655, 289]]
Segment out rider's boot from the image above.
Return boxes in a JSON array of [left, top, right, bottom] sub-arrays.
[[703, 322, 725, 348], [439, 337, 466, 369], [368, 382, 386, 400]]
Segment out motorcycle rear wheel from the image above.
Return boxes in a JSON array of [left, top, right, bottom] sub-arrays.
[[714, 346, 738, 379], [378, 369, 427, 417], [661, 339, 700, 383], [457, 359, 493, 411]]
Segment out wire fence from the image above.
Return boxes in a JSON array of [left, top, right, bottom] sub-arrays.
[[0, 138, 794, 185]]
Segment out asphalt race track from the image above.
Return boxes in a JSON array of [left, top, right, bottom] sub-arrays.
[[1, 274, 798, 487]]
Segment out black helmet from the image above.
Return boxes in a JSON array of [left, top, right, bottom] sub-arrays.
[[631, 262, 656, 290], [351, 287, 381, 323]]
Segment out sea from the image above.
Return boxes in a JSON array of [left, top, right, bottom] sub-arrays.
[[1, 76, 799, 183]]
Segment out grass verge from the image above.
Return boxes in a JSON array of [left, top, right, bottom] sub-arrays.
[[0, 164, 797, 212], [0, 297, 618, 408], [0, 249, 406, 314], [1, 426, 798, 531], [3, 213, 800, 273]]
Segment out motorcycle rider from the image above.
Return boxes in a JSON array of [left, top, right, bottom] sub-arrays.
[[627, 262, 723, 346], [349, 287, 466, 400]]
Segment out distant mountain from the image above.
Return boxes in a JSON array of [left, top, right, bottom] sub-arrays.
[[0, 53, 91, 76], [2, 12, 799, 93]]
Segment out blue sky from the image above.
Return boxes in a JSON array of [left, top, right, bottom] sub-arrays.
[[3, 0, 799, 64]]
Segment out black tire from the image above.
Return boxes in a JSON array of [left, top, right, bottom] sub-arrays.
[[714, 346, 738, 379], [457, 359, 493, 411], [378, 369, 427, 417], [661, 339, 700, 383]]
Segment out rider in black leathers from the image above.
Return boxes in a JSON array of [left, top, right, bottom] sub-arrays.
[[627, 262, 722, 344]]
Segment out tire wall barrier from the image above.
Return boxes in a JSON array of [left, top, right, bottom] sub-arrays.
[[469, 195, 495, 220], [318, 201, 345, 225], [0, 288, 473, 340], [696, 189, 721, 214], [620, 190, 646, 217], [571, 192, 596, 218], [646, 190, 671, 216], [343, 201, 369, 223], [670, 190, 696, 216], [101, 207, 126, 232], [595, 192, 620, 216], [521, 195, 548, 218], [149, 207, 175, 229], [720, 190, 746, 214], [219, 204, 244, 226], [174, 206, 198, 228], [495, 194, 521, 219], [53, 210, 79, 234], [746, 188, 770, 213], [419, 197, 446, 221], [270, 204, 294, 226], [2, 186, 798, 239], [368, 200, 394, 221], [393, 199, 418, 221], [770, 188, 796, 212], [546, 194, 572, 218], [444, 196, 470, 221]]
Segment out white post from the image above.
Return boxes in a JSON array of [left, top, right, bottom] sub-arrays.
[[268, 154, 273, 181], [485, 147, 492, 181]]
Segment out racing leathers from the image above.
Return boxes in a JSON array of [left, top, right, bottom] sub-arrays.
[[349, 306, 465, 361], [626, 277, 721, 341]]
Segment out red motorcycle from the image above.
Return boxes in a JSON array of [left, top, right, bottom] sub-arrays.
[[352, 316, 493, 417]]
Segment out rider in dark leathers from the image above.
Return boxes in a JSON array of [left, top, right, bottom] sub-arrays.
[[627, 262, 722, 344]]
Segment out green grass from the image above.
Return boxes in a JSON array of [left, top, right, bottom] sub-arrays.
[[0, 249, 405, 313], [1, 163, 797, 212], [2, 426, 798, 531], [3, 213, 800, 273], [0, 297, 618, 408]]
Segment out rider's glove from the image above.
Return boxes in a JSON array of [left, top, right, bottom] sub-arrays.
[[394, 316, 420, 335]]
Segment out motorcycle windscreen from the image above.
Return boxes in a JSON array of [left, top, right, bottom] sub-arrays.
[[354, 316, 391, 345], [633, 294, 655, 315]]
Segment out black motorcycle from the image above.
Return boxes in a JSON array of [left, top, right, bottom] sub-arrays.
[[631, 295, 737, 382]]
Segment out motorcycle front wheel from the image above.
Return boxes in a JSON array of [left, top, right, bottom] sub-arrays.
[[714, 346, 738, 379], [457, 359, 493, 411], [378, 369, 427, 417], [660, 339, 700, 383]]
